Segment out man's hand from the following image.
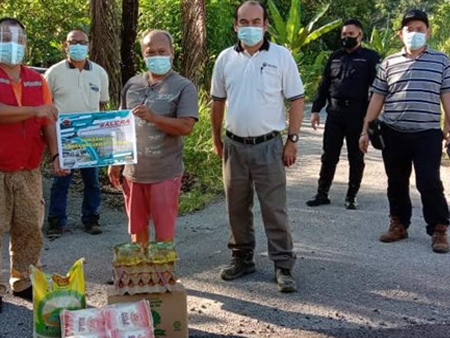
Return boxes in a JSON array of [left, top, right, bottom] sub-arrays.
[[108, 165, 122, 188], [213, 137, 223, 159], [132, 104, 156, 123], [310, 112, 320, 130], [52, 156, 70, 176], [35, 105, 58, 122], [359, 134, 370, 153], [283, 141, 297, 167]]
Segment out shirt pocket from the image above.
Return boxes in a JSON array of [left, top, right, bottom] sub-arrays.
[[330, 61, 342, 79], [87, 81, 101, 110], [257, 66, 282, 94]]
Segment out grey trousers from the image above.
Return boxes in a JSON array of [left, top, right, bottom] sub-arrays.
[[223, 135, 296, 269]]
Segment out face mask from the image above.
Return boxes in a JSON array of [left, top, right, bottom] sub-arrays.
[[238, 27, 264, 47], [145, 56, 172, 75], [403, 31, 427, 50], [68, 44, 88, 61], [341, 36, 359, 49], [0, 42, 25, 65]]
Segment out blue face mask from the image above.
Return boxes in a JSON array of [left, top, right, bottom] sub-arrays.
[[145, 56, 172, 75], [403, 31, 427, 50], [68, 44, 88, 61], [237, 27, 264, 47], [0, 42, 25, 65]]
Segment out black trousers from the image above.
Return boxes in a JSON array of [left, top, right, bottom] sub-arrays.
[[382, 126, 449, 234], [317, 105, 365, 198]]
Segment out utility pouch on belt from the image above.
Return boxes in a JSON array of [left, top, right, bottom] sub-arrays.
[[368, 119, 385, 150]]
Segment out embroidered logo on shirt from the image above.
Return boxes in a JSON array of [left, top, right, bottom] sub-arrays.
[[89, 83, 100, 92]]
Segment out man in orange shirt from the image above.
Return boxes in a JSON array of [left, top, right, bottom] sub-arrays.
[[0, 17, 68, 312]]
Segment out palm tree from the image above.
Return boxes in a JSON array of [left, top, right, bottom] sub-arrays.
[[121, 0, 139, 86], [181, 0, 206, 85], [90, 0, 121, 107]]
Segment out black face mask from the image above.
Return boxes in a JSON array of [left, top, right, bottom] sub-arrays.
[[341, 36, 359, 49]]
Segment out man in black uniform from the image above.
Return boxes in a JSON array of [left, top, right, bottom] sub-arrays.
[[307, 19, 380, 210]]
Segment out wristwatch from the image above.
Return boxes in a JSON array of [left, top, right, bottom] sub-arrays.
[[288, 133, 299, 143]]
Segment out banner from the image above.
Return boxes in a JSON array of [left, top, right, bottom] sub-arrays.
[[56, 110, 137, 169]]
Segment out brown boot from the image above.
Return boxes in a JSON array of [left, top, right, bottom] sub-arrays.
[[432, 224, 449, 254], [380, 217, 408, 243]]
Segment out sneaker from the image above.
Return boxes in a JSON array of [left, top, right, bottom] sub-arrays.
[[345, 196, 358, 210], [220, 254, 256, 281], [46, 217, 63, 239], [85, 214, 102, 235], [275, 268, 297, 293], [13, 286, 33, 301], [306, 194, 330, 207], [380, 217, 408, 243], [432, 224, 449, 254]]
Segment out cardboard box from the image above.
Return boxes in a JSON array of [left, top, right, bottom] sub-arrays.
[[107, 282, 188, 338]]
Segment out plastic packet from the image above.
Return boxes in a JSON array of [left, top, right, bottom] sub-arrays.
[[104, 300, 152, 331], [61, 307, 106, 337], [31, 258, 86, 338], [108, 328, 155, 338], [113, 243, 146, 266]]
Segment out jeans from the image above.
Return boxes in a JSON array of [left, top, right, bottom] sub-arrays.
[[382, 125, 449, 234], [48, 167, 101, 226]]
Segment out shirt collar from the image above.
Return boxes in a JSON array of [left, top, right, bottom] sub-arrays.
[[65, 59, 92, 70], [401, 45, 429, 57], [234, 37, 270, 53]]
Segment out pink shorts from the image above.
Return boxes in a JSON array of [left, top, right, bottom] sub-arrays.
[[122, 175, 182, 240]]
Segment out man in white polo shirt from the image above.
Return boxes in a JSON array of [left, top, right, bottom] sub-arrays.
[[45, 29, 109, 238], [211, 0, 304, 292]]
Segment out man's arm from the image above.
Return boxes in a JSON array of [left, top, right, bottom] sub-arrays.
[[359, 93, 386, 153], [42, 123, 70, 176], [311, 56, 333, 129], [284, 98, 304, 167], [211, 99, 226, 159], [441, 92, 450, 143], [0, 103, 57, 124]]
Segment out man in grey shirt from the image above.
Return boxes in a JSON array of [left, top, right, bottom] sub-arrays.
[[108, 30, 198, 245]]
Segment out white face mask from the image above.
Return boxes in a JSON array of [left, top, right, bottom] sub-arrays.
[[403, 31, 427, 50]]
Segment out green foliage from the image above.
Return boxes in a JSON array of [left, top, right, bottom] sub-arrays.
[[0, 0, 90, 67], [429, 2, 450, 55], [180, 94, 223, 213], [267, 0, 341, 63], [364, 20, 400, 59]]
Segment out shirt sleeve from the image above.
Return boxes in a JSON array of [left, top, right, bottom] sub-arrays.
[[369, 52, 381, 86], [177, 81, 199, 120], [311, 55, 333, 112], [282, 49, 304, 101], [210, 52, 227, 101], [441, 55, 450, 93], [39, 75, 54, 126], [371, 59, 389, 96], [100, 68, 110, 103]]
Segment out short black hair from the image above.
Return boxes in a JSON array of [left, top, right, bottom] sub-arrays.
[[343, 18, 363, 30], [234, 1, 268, 22], [0, 17, 25, 31]]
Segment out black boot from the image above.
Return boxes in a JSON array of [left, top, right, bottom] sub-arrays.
[[220, 251, 255, 280], [306, 193, 331, 207], [85, 214, 102, 235], [46, 216, 63, 239], [345, 195, 358, 210]]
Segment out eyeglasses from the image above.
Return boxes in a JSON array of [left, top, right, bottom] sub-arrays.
[[67, 40, 88, 45]]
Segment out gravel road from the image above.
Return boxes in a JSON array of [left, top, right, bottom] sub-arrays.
[[1, 112, 450, 338]]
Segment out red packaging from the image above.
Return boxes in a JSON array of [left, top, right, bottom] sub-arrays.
[[104, 300, 152, 331], [108, 328, 155, 338], [61, 308, 107, 337]]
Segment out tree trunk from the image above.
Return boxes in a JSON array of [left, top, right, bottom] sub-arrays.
[[121, 0, 139, 86], [181, 0, 207, 85], [89, 0, 121, 108]]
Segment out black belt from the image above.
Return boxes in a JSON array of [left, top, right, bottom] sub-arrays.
[[226, 130, 279, 145], [330, 98, 364, 107]]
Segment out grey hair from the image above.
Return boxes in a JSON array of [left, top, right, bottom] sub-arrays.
[[140, 29, 173, 47]]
